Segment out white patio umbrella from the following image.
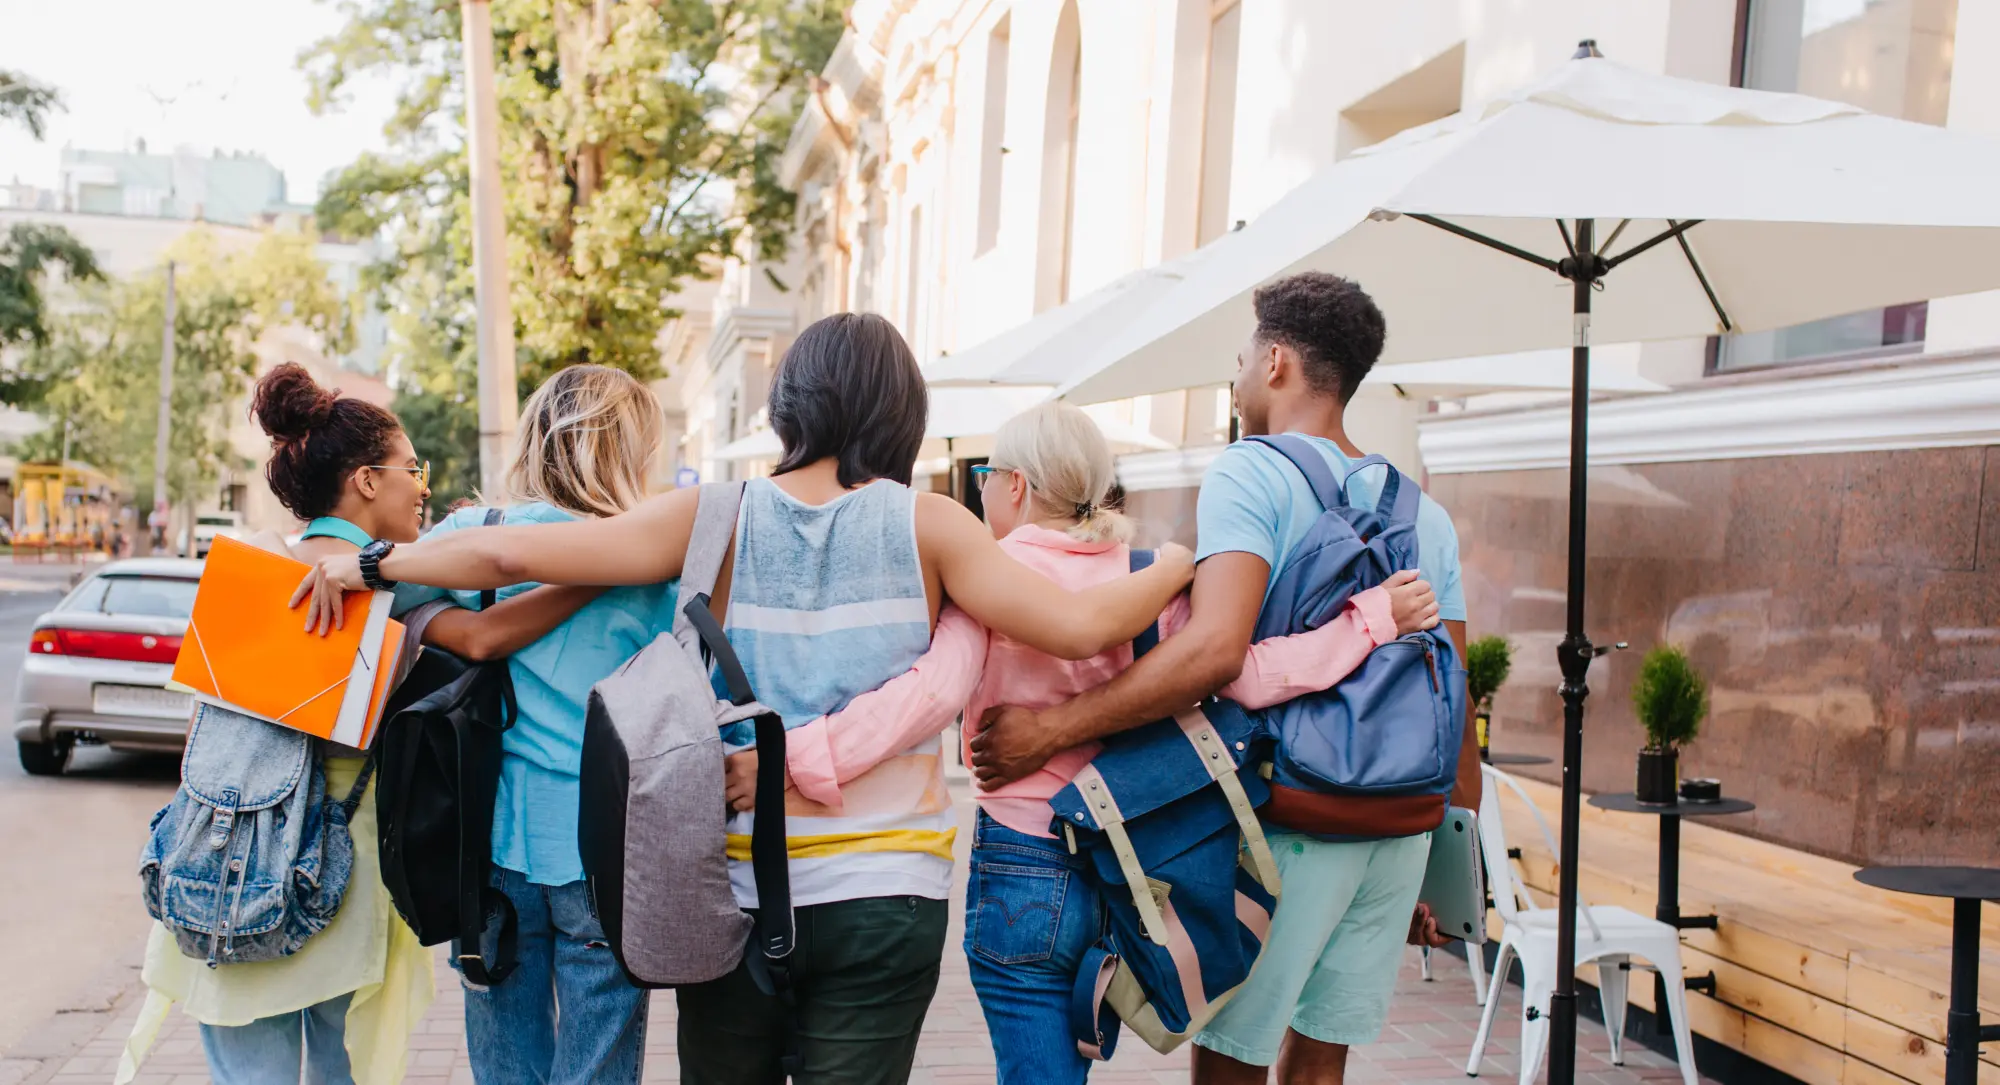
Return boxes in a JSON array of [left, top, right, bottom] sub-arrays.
[[1052, 44, 2000, 1084], [711, 385, 1172, 463], [1367, 349, 1665, 398], [923, 243, 1219, 387]]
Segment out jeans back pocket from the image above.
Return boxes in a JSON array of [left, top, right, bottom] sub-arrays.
[[970, 862, 1069, 966]]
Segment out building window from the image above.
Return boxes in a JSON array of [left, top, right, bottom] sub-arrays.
[[1196, 0, 1242, 246], [1036, 0, 1083, 311], [976, 16, 1010, 256], [1717, 0, 1958, 371]]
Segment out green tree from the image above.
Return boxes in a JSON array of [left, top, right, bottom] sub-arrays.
[[303, 0, 845, 510], [0, 71, 102, 391], [0, 70, 63, 140], [15, 229, 349, 513]]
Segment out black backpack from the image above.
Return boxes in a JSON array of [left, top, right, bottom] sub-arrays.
[[373, 508, 520, 985]]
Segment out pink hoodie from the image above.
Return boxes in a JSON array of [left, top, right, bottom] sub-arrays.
[[783, 524, 1401, 837]]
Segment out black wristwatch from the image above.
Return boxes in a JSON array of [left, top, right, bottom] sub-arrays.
[[357, 539, 398, 590]]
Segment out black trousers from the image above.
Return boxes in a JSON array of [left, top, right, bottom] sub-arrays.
[[677, 895, 950, 1085]]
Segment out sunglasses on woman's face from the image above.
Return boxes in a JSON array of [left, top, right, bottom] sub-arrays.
[[368, 461, 431, 490]]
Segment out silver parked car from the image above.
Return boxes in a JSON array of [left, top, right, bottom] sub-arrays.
[[13, 558, 204, 775]]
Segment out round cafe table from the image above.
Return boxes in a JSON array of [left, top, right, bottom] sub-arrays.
[[1853, 865, 2000, 1085], [1588, 792, 1756, 1029]]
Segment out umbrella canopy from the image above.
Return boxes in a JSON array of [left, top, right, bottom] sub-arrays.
[[711, 386, 1173, 463], [1058, 56, 2000, 403], [922, 243, 1218, 387], [1369, 349, 1664, 398]]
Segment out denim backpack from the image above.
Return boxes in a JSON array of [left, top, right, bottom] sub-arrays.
[[1245, 435, 1468, 840], [140, 702, 373, 966], [1047, 549, 1282, 1058]]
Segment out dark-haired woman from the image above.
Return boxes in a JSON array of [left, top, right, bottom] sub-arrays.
[[118, 363, 599, 1085], [294, 313, 1194, 1083]]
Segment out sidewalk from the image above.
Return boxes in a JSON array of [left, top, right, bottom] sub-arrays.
[[9, 785, 1708, 1085], [15, 915, 1703, 1085]]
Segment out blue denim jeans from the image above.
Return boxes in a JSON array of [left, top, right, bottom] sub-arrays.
[[199, 992, 353, 1085], [963, 811, 1105, 1085], [457, 869, 648, 1085]]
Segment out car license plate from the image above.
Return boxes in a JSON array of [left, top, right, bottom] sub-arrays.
[[93, 684, 193, 721]]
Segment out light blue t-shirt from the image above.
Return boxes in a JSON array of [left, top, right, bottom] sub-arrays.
[[1193, 435, 1466, 622], [392, 503, 680, 886]]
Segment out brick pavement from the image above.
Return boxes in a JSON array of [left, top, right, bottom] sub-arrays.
[[13, 792, 1712, 1084], [18, 914, 1708, 1085]]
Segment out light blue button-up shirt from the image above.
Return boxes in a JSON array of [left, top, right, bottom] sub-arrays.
[[393, 502, 679, 886]]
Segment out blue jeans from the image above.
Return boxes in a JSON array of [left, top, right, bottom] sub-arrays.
[[199, 993, 353, 1085], [963, 811, 1105, 1085], [458, 869, 648, 1085]]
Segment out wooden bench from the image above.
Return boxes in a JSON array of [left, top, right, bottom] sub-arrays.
[[1491, 774, 2000, 1085]]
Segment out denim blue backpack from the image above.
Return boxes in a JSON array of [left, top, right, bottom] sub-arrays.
[[1047, 549, 1282, 1058], [140, 703, 372, 966], [1244, 435, 1468, 840]]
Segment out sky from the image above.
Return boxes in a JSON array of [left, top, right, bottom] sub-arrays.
[[0, 0, 402, 204]]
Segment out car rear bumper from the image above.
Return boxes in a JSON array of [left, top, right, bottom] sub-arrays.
[[12, 655, 189, 751]]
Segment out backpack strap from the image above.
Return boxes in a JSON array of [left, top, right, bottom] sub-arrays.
[[671, 483, 746, 648], [478, 507, 504, 610], [1128, 549, 1164, 659], [1244, 434, 1348, 511], [670, 482, 799, 1074]]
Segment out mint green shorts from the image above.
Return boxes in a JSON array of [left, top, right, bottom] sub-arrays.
[[1193, 830, 1430, 1065]]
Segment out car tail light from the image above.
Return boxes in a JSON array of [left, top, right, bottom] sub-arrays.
[[31, 628, 182, 664]]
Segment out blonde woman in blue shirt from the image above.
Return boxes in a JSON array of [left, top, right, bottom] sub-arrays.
[[392, 365, 672, 1085]]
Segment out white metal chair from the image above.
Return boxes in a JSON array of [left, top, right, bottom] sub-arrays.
[[1467, 765, 1699, 1085]]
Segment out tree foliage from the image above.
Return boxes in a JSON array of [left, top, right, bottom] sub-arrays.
[[1, 70, 103, 400], [15, 229, 349, 510], [0, 70, 63, 141], [303, 0, 846, 509]]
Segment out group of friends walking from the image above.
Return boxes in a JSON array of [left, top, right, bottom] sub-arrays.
[[117, 270, 1481, 1085]]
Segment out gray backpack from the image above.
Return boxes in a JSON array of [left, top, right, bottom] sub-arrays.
[[576, 482, 795, 1002]]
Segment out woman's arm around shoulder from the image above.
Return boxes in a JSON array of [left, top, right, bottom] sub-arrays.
[[726, 605, 989, 813], [420, 585, 608, 662], [914, 492, 1190, 662], [294, 488, 702, 633]]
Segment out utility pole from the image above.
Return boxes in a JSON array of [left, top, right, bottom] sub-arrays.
[[462, 0, 518, 497], [153, 261, 176, 555]]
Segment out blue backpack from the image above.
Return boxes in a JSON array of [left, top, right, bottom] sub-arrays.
[[1047, 549, 1281, 1059], [1245, 434, 1468, 840]]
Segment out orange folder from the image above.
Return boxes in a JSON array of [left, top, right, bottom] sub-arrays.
[[171, 535, 402, 748]]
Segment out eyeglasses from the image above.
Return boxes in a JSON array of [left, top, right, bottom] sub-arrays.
[[969, 465, 1007, 486], [368, 461, 431, 490]]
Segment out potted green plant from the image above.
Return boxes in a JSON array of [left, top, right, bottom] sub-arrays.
[[1631, 644, 1708, 805], [1464, 635, 1513, 759]]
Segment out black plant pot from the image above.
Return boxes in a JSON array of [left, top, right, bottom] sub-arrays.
[[1635, 747, 1678, 805]]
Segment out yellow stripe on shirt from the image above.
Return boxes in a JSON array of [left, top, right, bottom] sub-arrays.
[[724, 827, 958, 863]]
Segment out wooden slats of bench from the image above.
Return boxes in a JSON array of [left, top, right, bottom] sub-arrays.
[[1493, 775, 1999, 1085]]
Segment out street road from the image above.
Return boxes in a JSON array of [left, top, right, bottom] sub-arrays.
[[0, 569, 178, 1054]]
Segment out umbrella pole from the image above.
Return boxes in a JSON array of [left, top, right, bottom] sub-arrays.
[[1548, 218, 1604, 1085]]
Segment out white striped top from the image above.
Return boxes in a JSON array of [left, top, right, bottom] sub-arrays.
[[719, 477, 953, 907]]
